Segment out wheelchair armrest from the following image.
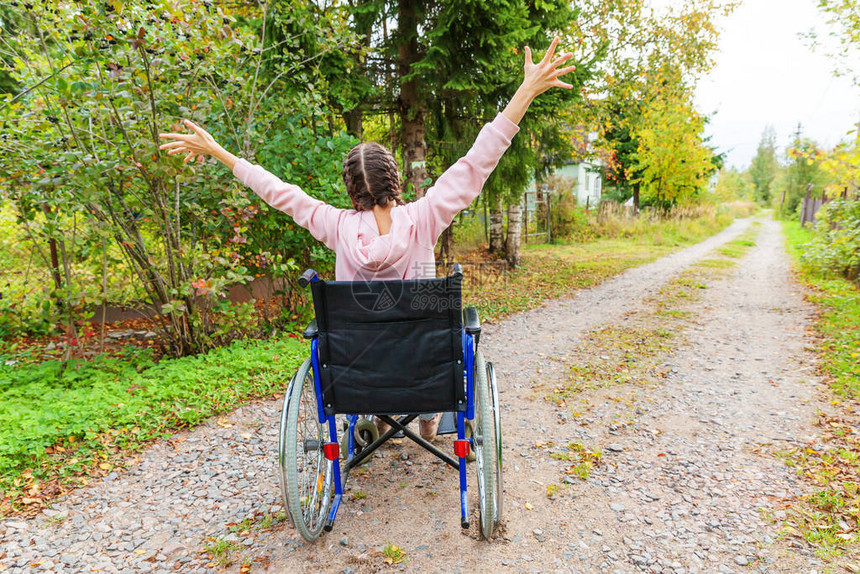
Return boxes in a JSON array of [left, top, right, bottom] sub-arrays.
[[464, 307, 481, 345], [303, 318, 319, 339], [298, 268, 319, 288]]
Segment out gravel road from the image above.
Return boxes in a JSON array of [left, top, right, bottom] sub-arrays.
[[0, 218, 828, 573]]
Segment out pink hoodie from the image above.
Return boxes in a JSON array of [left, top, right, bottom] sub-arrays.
[[232, 113, 519, 281]]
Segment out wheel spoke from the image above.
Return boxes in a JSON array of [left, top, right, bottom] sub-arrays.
[[280, 359, 333, 541]]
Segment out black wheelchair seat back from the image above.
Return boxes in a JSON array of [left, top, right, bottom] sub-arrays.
[[310, 273, 466, 416]]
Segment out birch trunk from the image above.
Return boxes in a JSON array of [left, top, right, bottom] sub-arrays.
[[489, 197, 504, 255], [505, 202, 523, 267]]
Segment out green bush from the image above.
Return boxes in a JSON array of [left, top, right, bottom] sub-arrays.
[[550, 193, 594, 242], [801, 200, 860, 281], [0, 335, 307, 504]]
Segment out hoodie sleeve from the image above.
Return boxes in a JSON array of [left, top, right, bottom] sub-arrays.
[[232, 159, 342, 249], [408, 113, 519, 245]]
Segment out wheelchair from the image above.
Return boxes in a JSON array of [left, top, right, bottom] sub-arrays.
[[277, 264, 503, 541]]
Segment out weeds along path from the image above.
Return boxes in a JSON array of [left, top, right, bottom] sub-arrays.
[[0, 216, 823, 574]]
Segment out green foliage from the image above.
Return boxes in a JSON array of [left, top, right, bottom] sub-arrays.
[[545, 176, 594, 242], [573, 0, 736, 202], [800, 199, 860, 280], [633, 90, 716, 208], [713, 168, 754, 202], [0, 335, 307, 509], [749, 126, 779, 203], [780, 218, 860, 559], [815, 0, 860, 83], [0, 0, 352, 349], [783, 221, 860, 398], [782, 134, 834, 217]]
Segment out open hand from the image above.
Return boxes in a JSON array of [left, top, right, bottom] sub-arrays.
[[521, 36, 577, 98], [158, 119, 222, 164]]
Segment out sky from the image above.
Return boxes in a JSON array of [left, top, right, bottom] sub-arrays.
[[692, 0, 860, 169]]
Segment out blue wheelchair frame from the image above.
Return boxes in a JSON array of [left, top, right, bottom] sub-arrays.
[[301, 268, 478, 532]]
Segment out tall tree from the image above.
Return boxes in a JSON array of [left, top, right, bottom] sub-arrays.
[[748, 125, 779, 204], [633, 87, 715, 208], [783, 126, 834, 215], [814, 0, 860, 83], [329, 0, 588, 261], [568, 0, 736, 209]]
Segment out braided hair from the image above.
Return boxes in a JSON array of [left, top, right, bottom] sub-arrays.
[[342, 142, 404, 211]]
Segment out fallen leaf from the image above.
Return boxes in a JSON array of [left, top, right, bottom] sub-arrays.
[[134, 549, 146, 555], [525, 502, 534, 510], [99, 463, 112, 470], [216, 419, 233, 428]]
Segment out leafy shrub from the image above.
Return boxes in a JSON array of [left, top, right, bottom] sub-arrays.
[[801, 200, 860, 281], [0, 335, 307, 503], [550, 193, 594, 242], [541, 174, 594, 242]]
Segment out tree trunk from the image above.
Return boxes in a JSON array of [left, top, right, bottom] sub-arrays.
[[505, 202, 523, 267], [398, 0, 429, 198], [633, 182, 640, 213], [489, 197, 504, 255], [343, 108, 363, 140], [438, 223, 454, 268]]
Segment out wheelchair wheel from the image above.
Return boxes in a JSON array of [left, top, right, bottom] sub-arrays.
[[278, 358, 333, 541], [487, 360, 503, 525], [474, 350, 500, 539]]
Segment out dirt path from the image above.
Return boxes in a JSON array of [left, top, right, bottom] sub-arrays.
[[0, 218, 829, 574]]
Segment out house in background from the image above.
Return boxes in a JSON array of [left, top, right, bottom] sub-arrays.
[[548, 160, 603, 207], [524, 128, 603, 209]]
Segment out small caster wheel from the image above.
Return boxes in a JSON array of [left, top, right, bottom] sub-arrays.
[[355, 418, 380, 447], [340, 418, 380, 464]]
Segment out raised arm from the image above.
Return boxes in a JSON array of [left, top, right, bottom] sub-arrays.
[[412, 37, 576, 243], [158, 121, 341, 248]]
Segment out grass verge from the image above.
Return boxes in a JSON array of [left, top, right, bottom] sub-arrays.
[[0, 335, 307, 517], [465, 212, 734, 321], [776, 221, 860, 560]]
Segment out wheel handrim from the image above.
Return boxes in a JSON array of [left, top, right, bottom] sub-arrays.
[[280, 360, 333, 540]]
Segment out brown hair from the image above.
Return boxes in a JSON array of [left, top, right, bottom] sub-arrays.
[[342, 142, 404, 211]]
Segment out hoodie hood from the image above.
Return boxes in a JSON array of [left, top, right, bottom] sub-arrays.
[[342, 207, 416, 279]]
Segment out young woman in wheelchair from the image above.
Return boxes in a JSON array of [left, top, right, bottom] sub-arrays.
[[159, 38, 576, 441]]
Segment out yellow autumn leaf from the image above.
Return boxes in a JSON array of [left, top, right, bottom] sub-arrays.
[[525, 502, 534, 510], [99, 463, 111, 470], [134, 549, 146, 555]]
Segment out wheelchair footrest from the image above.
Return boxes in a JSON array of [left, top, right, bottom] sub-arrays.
[[461, 518, 470, 529]]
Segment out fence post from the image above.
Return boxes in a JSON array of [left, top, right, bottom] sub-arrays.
[[546, 193, 552, 244], [523, 193, 529, 245], [801, 184, 812, 227]]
